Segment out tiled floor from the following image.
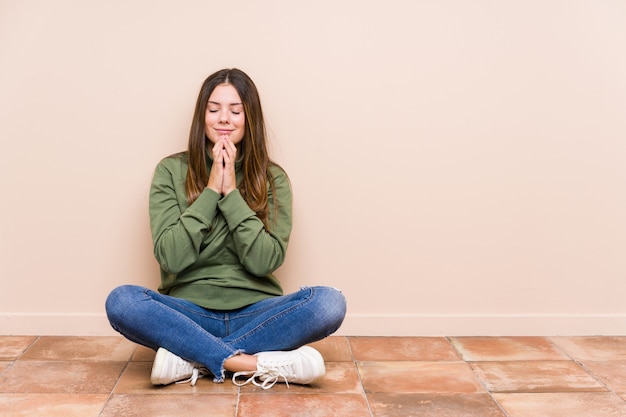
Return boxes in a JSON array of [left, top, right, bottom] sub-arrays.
[[1, 336, 626, 416]]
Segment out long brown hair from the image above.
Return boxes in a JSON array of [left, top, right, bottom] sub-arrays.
[[185, 68, 275, 229]]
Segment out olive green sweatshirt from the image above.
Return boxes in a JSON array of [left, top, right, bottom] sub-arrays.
[[149, 152, 292, 310]]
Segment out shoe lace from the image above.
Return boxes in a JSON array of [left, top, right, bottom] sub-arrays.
[[175, 366, 208, 386], [232, 367, 290, 390]]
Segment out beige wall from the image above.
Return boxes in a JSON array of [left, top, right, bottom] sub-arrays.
[[1, 0, 625, 336]]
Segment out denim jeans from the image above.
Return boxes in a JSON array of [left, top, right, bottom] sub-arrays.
[[105, 285, 346, 382]]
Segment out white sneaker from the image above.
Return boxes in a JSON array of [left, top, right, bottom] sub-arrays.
[[232, 346, 325, 389], [150, 347, 208, 386]]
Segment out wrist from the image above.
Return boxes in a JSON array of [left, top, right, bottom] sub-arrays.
[[222, 187, 236, 196], [206, 185, 221, 195]]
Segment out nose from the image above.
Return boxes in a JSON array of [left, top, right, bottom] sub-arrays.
[[219, 109, 230, 123]]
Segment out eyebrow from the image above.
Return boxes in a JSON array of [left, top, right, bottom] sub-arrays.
[[207, 101, 243, 106]]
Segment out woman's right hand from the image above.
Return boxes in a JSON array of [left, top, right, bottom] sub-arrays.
[[206, 137, 225, 194]]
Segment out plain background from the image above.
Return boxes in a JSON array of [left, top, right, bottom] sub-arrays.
[[1, 0, 625, 336]]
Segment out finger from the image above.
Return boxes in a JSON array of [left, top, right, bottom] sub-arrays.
[[221, 143, 233, 162], [223, 138, 237, 159], [211, 140, 223, 159]]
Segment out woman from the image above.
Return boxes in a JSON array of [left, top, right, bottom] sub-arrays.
[[105, 68, 346, 389]]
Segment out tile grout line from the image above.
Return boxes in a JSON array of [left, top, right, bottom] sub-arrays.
[[345, 336, 375, 417], [96, 345, 135, 417], [20, 336, 40, 359], [446, 336, 512, 417], [574, 360, 626, 403], [0, 336, 41, 390], [547, 336, 624, 400]]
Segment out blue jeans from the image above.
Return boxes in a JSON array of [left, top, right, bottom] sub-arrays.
[[105, 285, 346, 382]]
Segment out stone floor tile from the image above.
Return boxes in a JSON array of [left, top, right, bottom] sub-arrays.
[[114, 362, 236, 394], [450, 337, 569, 361], [0, 362, 12, 375], [3, 335, 625, 416], [493, 392, 626, 417], [368, 393, 506, 417], [238, 393, 371, 417], [358, 361, 484, 394], [582, 361, 626, 392], [308, 336, 353, 362], [131, 345, 156, 362], [350, 337, 460, 361], [238, 362, 363, 394], [0, 360, 125, 394], [0, 336, 38, 360], [550, 337, 626, 361], [100, 394, 235, 417], [0, 393, 108, 417], [20, 336, 137, 362], [471, 361, 606, 393]]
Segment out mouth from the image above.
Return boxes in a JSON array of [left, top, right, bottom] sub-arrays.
[[215, 129, 233, 135]]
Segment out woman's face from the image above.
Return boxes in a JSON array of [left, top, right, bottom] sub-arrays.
[[205, 83, 245, 146]]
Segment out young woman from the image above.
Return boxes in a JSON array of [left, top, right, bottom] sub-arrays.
[[105, 68, 346, 389]]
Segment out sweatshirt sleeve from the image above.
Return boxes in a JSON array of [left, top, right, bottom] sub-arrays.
[[217, 167, 292, 277], [149, 159, 221, 274]]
